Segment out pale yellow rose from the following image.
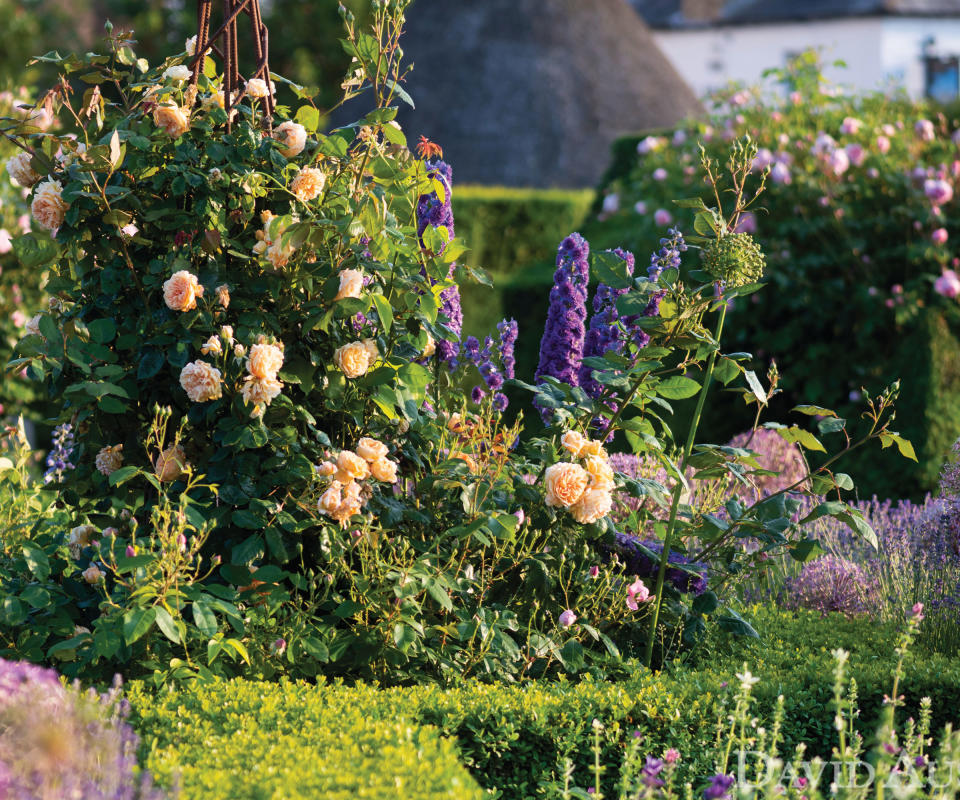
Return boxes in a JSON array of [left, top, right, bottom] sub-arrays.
[[247, 342, 284, 380], [31, 179, 67, 231], [163, 270, 203, 312], [153, 102, 191, 138], [202, 91, 225, 112], [561, 430, 587, 457], [220, 325, 234, 342], [82, 564, 103, 584], [370, 456, 398, 483], [318, 480, 343, 516], [185, 35, 198, 57], [94, 444, 123, 476], [356, 437, 388, 462], [342, 479, 363, 502], [570, 488, 613, 524], [201, 335, 222, 356], [335, 268, 364, 301], [179, 360, 222, 402], [316, 460, 337, 477], [335, 450, 369, 483], [274, 120, 307, 158], [241, 375, 283, 416], [245, 78, 273, 99], [215, 284, 230, 308], [334, 341, 371, 379], [544, 462, 589, 508], [291, 167, 325, 202], [6, 151, 39, 187], [583, 455, 615, 492], [155, 444, 187, 483], [163, 65, 191, 83], [68, 525, 97, 549]]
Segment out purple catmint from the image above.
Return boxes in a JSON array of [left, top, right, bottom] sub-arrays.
[[44, 422, 76, 484], [704, 775, 736, 800], [416, 158, 461, 367], [535, 233, 590, 419]]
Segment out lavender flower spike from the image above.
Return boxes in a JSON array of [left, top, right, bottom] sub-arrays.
[[535, 233, 590, 420]]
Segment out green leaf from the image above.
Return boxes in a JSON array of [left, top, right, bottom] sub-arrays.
[[13, 233, 59, 270], [880, 432, 918, 462], [691, 590, 720, 615], [108, 465, 140, 486], [122, 607, 156, 645], [393, 623, 417, 652], [154, 607, 181, 643], [793, 404, 837, 418], [717, 610, 759, 638], [192, 601, 218, 637], [294, 104, 320, 133], [371, 294, 393, 334], [674, 196, 709, 210], [592, 251, 634, 290], [559, 639, 584, 672], [774, 425, 826, 453], [22, 545, 50, 581], [657, 375, 701, 399], [743, 370, 767, 405], [87, 318, 116, 344]]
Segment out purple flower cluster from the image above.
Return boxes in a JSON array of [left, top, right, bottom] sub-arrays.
[[704, 774, 735, 800], [44, 422, 76, 484], [599, 532, 709, 596], [462, 320, 517, 411], [784, 554, 878, 617], [648, 228, 687, 282], [416, 158, 461, 367], [0, 659, 166, 799], [535, 233, 590, 420], [579, 248, 635, 400]]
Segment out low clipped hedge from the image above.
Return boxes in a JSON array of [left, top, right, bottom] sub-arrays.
[[128, 608, 960, 799]]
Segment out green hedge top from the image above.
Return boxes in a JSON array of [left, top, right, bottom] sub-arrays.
[[128, 608, 960, 799]]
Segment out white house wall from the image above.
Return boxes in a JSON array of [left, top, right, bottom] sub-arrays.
[[651, 16, 960, 99]]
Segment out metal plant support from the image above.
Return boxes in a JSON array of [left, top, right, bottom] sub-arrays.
[[188, 0, 274, 131]]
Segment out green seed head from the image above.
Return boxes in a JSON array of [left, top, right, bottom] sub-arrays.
[[702, 232, 766, 288]]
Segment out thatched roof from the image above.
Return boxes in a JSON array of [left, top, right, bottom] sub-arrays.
[[632, 0, 960, 28], [343, 0, 701, 188]]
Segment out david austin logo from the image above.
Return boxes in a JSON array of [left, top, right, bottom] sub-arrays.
[[737, 751, 960, 792]]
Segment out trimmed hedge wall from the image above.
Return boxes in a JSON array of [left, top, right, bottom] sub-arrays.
[[129, 608, 960, 799]]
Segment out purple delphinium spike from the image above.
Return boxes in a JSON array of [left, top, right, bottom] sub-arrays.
[[534, 233, 590, 421], [648, 227, 687, 282], [497, 318, 518, 380], [579, 248, 635, 400], [416, 158, 461, 367]]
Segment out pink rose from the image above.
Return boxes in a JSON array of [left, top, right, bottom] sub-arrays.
[[932, 227, 949, 245], [653, 208, 673, 226], [935, 270, 960, 298]]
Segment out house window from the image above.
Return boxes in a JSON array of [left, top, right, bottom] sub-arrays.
[[925, 55, 959, 103]]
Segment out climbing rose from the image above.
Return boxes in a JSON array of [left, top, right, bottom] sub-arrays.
[[335, 341, 370, 378], [558, 609, 577, 627], [935, 270, 960, 298], [336, 450, 370, 483], [30, 179, 67, 231], [82, 564, 103, 584], [245, 78, 273, 99], [163, 270, 203, 311], [240, 375, 282, 416], [290, 167, 325, 202], [335, 268, 364, 300], [162, 65, 190, 83], [561, 430, 588, 456], [179, 360, 223, 402], [247, 343, 284, 381], [152, 102, 190, 138], [6, 151, 39, 187], [370, 456, 398, 483], [356, 437, 388, 462], [570, 487, 613, 524], [94, 444, 124, 476], [155, 444, 186, 483], [274, 121, 306, 158]]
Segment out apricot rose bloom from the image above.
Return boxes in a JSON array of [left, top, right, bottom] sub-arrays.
[[31, 179, 67, 231], [583, 455, 615, 491], [544, 462, 589, 508], [163, 270, 204, 311], [241, 375, 283, 416], [370, 456, 398, 483], [94, 444, 124, 476], [561, 430, 587, 457], [6, 151, 40, 187], [274, 120, 307, 158], [291, 167, 325, 202], [82, 564, 104, 584], [153, 102, 191, 138], [318, 480, 343, 516], [316, 460, 336, 477], [336, 450, 370, 483], [570, 488, 613, 524], [334, 341, 371, 379], [335, 268, 364, 301], [155, 444, 187, 483], [201, 335, 222, 356], [356, 437, 389, 462], [179, 360, 223, 402], [578, 439, 608, 459], [247, 342, 284, 380], [362, 338, 379, 363], [215, 284, 230, 308]]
